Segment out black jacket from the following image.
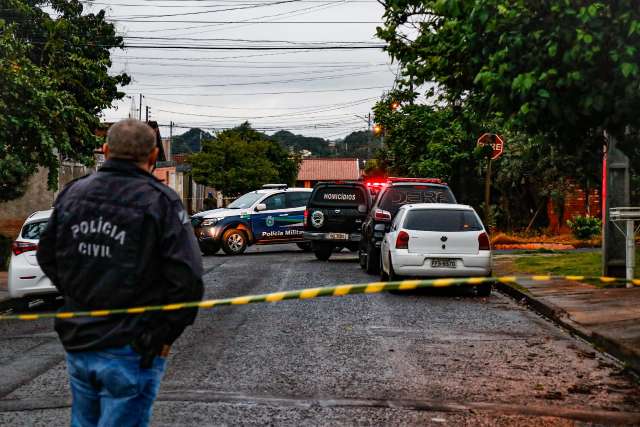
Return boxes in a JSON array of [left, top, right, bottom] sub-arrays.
[[37, 159, 204, 352]]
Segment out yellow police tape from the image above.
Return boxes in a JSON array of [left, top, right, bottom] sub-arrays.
[[1, 275, 638, 321]]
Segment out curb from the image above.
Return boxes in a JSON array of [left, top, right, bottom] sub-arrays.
[[496, 282, 640, 374]]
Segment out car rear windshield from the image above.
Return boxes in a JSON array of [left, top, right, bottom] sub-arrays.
[[403, 209, 482, 232], [379, 185, 454, 215], [22, 221, 48, 240], [311, 186, 367, 207]]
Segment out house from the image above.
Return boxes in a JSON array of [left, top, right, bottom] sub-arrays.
[[153, 161, 216, 214], [296, 158, 362, 188], [1, 121, 169, 238]]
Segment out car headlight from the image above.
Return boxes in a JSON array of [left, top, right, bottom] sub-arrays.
[[202, 218, 221, 227]]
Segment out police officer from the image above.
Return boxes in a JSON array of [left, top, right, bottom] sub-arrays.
[[37, 119, 204, 427]]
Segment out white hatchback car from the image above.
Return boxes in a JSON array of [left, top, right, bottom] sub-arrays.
[[8, 209, 57, 301], [380, 203, 492, 295]]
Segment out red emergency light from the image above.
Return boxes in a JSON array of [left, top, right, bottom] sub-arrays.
[[387, 177, 445, 184]]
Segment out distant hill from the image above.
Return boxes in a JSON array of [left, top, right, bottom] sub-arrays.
[[270, 130, 334, 156], [335, 130, 382, 158], [171, 127, 379, 158], [172, 128, 213, 154]]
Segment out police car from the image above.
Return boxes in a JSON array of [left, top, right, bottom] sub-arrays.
[[191, 185, 312, 255]]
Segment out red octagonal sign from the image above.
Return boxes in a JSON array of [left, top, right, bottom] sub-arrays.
[[477, 133, 505, 160]]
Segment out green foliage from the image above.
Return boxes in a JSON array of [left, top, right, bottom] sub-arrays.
[[567, 215, 602, 240], [377, 0, 640, 177], [270, 130, 333, 156], [172, 128, 213, 154], [189, 123, 301, 196], [336, 130, 381, 158], [0, 0, 129, 202]]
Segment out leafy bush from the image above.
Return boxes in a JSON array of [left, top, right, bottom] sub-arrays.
[[0, 235, 11, 271], [567, 215, 602, 240]]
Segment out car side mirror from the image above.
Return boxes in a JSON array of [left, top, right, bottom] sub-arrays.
[[255, 203, 267, 212], [357, 204, 367, 213]]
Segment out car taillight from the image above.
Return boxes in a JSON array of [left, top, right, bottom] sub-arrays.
[[12, 241, 38, 256], [304, 208, 309, 225], [374, 208, 392, 221], [478, 232, 490, 251], [396, 230, 409, 249]]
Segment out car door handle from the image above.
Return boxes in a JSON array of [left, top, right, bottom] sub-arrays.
[[280, 213, 289, 216]]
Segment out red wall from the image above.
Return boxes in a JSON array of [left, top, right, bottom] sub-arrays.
[[547, 182, 601, 233]]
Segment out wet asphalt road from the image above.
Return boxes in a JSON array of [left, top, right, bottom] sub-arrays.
[[1, 244, 639, 426]]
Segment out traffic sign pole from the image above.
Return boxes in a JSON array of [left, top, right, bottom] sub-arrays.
[[484, 158, 492, 226], [476, 133, 505, 227]]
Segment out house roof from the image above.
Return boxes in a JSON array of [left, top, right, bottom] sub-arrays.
[[297, 158, 361, 181]]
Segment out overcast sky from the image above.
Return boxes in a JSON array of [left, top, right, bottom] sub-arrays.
[[85, 0, 397, 139]]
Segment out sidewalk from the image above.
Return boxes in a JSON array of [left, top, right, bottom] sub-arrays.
[[0, 271, 8, 303], [494, 265, 640, 373]]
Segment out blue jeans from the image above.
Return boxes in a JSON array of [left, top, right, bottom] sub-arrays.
[[66, 345, 166, 427]]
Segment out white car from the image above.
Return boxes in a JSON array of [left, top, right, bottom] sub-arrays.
[[8, 209, 57, 302], [380, 203, 492, 296]]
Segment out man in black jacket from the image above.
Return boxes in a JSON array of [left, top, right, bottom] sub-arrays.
[[37, 119, 204, 427]]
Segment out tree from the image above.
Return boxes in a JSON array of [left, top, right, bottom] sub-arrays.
[[189, 123, 301, 196], [0, 0, 129, 202], [270, 130, 334, 156], [171, 128, 213, 154], [377, 1, 640, 153], [336, 130, 382, 158]]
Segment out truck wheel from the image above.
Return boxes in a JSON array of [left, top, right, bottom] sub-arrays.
[[313, 242, 333, 261], [358, 246, 367, 269], [365, 243, 380, 275], [201, 244, 220, 256], [379, 255, 389, 281], [476, 283, 492, 297], [296, 242, 312, 252], [387, 255, 400, 282], [221, 229, 247, 255]]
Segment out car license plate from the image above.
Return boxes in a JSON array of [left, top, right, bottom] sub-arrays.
[[328, 233, 349, 240], [431, 258, 456, 268]]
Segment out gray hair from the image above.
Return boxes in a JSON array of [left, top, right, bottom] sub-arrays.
[[106, 119, 156, 163]]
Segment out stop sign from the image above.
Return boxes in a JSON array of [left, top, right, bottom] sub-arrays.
[[477, 133, 505, 160]]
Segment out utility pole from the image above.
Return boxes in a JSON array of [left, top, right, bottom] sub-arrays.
[[169, 121, 173, 162], [145, 105, 150, 122], [138, 93, 143, 121], [367, 112, 372, 159]]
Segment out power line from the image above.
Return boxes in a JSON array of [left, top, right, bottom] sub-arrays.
[[122, 85, 388, 96], [125, 0, 344, 34], [108, 0, 306, 18], [84, 0, 374, 5], [122, 36, 377, 44], [120, 44, 384, 49], [128, 70, 383, 88], [127, 65, 384, 78], [110, 19, 380, 23], [144, 95, 378, 110]]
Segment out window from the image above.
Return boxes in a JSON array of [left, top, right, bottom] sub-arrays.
[[311, 186, 366, 206], [22, 221, 48, 240], [392, 211, 404, 230], [379, 185, 455, 216], [403, 209, 482, 232], [263, 193, 286, 210], [286, 192, 310, 209], [228, 192, 263, 209]]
